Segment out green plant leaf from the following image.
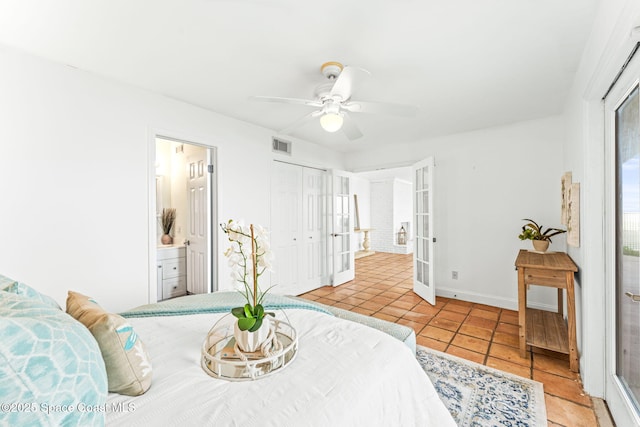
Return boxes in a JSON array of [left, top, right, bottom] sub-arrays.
[[244, 303, 254, 318], [266, 312, 275, 317], [255, 304, 264, 319], [249, 316, 263, 332], [231, 306, 245, 318], [238, 317, 256, 331]]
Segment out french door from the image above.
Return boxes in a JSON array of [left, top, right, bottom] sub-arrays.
[[605, 47, 640, 426], [331, 170, 355, 286], [412, 157, 435, 305]]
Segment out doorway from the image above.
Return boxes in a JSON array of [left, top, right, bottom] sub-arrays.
[[604, 46, 640, 425], [152, 136, 217, 302]]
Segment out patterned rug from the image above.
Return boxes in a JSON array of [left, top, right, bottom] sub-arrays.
[[416, 346, 547, 427]]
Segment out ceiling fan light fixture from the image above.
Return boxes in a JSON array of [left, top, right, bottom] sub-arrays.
[[320, 112, 344, 132]]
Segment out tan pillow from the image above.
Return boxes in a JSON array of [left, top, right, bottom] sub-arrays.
[[66, 291, 152, 396]]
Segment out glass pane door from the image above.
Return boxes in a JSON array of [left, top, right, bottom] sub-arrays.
[[331, 171, 354, 286], [412, 157, 435, 305], [616, 84, 640, 413]]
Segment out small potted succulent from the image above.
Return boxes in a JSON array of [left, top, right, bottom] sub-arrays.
[[518, 218, 566, 253], [220, 220, 274, 352]]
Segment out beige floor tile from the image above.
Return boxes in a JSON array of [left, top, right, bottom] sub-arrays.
[[492, 331, 519, 348], [488, 343, 531, 367], [533, 353, 579, 380], [442, 303, 472, 314], [437, 310, 468, 323], [429, 317, 461, 332], [372, 312, 398, 323], [420, 325, 455, 343], [545, 394, 598, 427], [469, 308, 500, 320], [416, 336, 448, 352], [446, 346, 485, 365], [451, 334, 490, 354], [458, 324, 494, 341], [485, 357, 531, 378], [533, 370, 591, 407], [378, 305, 409, 318]]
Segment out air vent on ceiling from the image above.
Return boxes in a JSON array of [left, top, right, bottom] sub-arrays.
[[272, 137, 292, 155]]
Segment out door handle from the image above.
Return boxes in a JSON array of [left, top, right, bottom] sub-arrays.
[[625, 292, 640, 302], [184, 239, 190, 246]]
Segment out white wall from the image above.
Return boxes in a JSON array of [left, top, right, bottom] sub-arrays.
[[346, 116, 566, 310], [0, 44, 344, 312], [393, 179, 412, 250], [368, 179, 413, 254], [369, 180, 394, 252]]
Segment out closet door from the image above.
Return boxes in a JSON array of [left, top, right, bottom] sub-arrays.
[[300, 167, 327, 293], [270, 162, 303, 295]]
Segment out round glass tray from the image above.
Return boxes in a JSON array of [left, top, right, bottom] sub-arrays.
[[201, 313, 298, 381]]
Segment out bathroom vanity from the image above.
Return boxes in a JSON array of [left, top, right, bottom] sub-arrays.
[[157, 245, 187, 301]]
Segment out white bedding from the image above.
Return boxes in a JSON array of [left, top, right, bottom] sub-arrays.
[[106, 310, 456, 426]]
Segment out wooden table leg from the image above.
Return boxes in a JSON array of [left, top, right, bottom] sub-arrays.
[[557, 288, 563, 317], [518, 268, 527, 358], [566, 272, 579, 372]]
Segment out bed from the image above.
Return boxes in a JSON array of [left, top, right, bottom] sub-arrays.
[[0, 281, 456, 427]]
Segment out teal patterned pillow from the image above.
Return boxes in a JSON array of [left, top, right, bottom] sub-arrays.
[[0, 274, 61, 310], [0, 292, 108, 426]]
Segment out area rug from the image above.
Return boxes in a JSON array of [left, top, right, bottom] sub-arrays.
[[416, 346, 547, 427]]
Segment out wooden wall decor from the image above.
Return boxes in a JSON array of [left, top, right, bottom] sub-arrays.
[[561, 172, 572, 226], [567, 182, 580, 247]]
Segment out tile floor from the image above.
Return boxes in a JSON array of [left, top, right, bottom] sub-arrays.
[[300, 252, 603, 427]]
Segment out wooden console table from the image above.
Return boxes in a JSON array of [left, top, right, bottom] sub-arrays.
[[515, 250, 579, 372]]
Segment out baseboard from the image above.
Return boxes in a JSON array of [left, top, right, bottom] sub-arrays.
[[435, 286, 557, 312]]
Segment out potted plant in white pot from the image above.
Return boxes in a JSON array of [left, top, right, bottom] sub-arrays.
[[220, 220, 275, 353], [518, 218, 566, 253]]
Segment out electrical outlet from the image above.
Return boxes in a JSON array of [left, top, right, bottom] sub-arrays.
[[452, 271, 459, 280]]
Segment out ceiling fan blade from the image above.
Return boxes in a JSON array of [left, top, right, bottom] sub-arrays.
[[329, 66, 371, 101], [278, 110, 323, 135], [250, 95, 323, 108], [341, 112, 363, 141], [342, 100, 418, 117]]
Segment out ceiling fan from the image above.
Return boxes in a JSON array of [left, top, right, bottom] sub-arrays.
[[252, 61, 418, 141]]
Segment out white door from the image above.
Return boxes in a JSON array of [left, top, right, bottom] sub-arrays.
[[301, 167, 326, 292], [331, 170, 355, 286], [186, 147, 210, 295], [271, 162, 303, 295], [412, 157, 435, 305], [604, 48, 640, 426]]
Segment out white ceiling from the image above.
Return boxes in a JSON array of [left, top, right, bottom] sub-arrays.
[[0, 1, 598, 153]]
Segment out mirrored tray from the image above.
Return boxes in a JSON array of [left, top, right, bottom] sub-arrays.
[[201, 313, 298, 381]]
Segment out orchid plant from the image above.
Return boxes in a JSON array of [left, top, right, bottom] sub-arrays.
[[518, 218, 566, 242], [220, 220, 275, 332]]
